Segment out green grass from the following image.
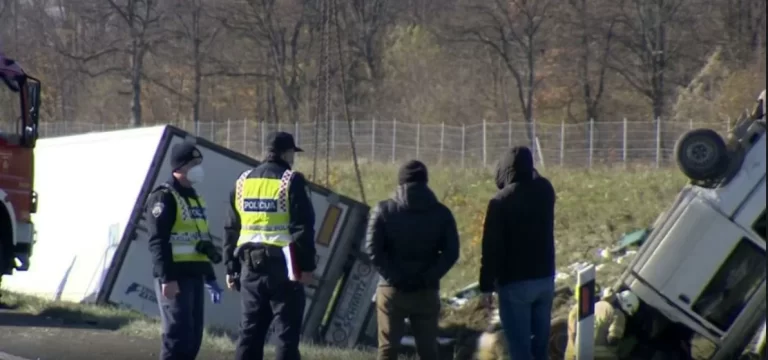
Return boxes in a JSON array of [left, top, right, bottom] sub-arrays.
[[1, 163, 690, 359], [0, 290, 375, 359], [298, 163, 687, 296]]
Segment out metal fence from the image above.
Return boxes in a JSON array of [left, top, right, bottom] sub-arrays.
[[39, 118, 732, 168]]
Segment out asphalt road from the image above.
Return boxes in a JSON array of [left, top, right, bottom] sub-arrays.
[[0, 308, 229, 360]]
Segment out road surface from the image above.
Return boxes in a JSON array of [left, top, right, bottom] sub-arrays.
[[0, 307, 230, 360]]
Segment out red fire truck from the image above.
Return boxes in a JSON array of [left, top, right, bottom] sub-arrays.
[[0, 51, 41, 288]]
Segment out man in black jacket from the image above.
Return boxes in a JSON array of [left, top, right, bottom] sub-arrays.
[[365, 160, 460, 360], [479, 146, 556, 360]]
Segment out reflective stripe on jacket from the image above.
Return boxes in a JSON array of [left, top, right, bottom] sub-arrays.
[[235, 169, 294, 249], [164, 184, 211, 263]]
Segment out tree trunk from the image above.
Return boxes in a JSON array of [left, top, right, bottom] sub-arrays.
[[193, 40, 202, 128], [131, 41, 145, 127]]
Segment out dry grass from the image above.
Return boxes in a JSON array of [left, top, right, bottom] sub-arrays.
[[1, 163, 690, 359]]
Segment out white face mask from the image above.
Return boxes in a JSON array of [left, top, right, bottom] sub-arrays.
[[186, 165, 205, 184]]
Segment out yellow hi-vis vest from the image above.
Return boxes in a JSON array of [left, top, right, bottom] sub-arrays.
[[235, 169, 294, 249], [161, 184, 212, 263]]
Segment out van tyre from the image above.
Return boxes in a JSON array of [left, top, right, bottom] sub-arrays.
[[548, 316, 568, 360], [674, 129, 728, 181]]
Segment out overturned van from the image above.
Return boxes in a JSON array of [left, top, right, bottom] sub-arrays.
[[614, 90, 767, 360]]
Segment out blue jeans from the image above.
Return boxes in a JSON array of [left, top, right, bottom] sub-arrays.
[[497, 276, 555, 360]]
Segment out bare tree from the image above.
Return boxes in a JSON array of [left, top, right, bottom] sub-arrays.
[[562, 0, 618, 123], [446, 0, 556, 144], [717, 0, 766, 63], [221, 0, 312, 124], [166, 0, 220, 127], [106, 0, 167, 126], [608, 0, 703, 121]]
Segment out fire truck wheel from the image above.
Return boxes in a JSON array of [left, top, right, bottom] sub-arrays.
[[674, 129, 728, 182], [548, 316, 568, 360]]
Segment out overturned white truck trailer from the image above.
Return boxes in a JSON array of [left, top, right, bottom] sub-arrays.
[[2, 125, 372, 340]]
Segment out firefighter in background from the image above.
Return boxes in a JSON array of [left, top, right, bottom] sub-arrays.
[[223, 131, 317, 360], [145, 142, 224, 360], [564, 289, 640, 360]]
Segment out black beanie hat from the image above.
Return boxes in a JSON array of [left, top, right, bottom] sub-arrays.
[[171, 143, 203, 171], [398, 160, 428, 185]]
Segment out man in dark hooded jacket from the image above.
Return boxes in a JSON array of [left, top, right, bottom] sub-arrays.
[[365, 160, 460, 360], [479, 146, 556, 360]]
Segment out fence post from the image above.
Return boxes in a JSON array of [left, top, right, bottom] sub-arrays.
[[461, 123, 466, 168], [295, 121, 300, 145], [559, 120, 565, 166], [588, 118, 594, 168], [482, 119, 487, 167], [260, 120, 266, 156], [726, 116, 731, 133], [689, 118, 693, 130], [331, 118, 336, 157], [416, 122, 421, 159], [371, 118, 376, 162], [351, 118, 356, 159], [226, 119, 231, 148], [243, 118, 248, 154], [622, 118, 628, 167], [655, 117, 661, 168], [531, 118, 537, 163], [391, 119, 397, 164], [439, 122, 445, 165], [508, 119, 512, 147]]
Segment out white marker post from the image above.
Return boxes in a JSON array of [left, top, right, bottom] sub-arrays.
[[576, 264, 596, 360]]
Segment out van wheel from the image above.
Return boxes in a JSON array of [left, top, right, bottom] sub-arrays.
[[674, 129, 728, 181], [548, 316, 568, 360]]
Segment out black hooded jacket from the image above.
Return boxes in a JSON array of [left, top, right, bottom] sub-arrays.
[[364, 182, 460, 291], [479, 147, 556, 293]]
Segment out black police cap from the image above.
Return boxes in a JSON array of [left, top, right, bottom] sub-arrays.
[[266, 131, 303, 153], [171, 142, 203, 170]]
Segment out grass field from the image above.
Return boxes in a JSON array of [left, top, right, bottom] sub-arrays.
[[305, 163, 688, 295], [1, 163, 691, 359]]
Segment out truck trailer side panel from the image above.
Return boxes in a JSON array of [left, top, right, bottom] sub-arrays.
[[99, 126, 369, 335], [2, 127, 165, 302]]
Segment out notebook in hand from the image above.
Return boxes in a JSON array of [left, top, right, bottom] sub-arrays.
[[282, 242, 302, 282]]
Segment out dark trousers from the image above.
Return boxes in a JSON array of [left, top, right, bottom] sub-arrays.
[[234, 265, 306, 360], [154, 276, 205, 360], [376, 286, 441, 360]]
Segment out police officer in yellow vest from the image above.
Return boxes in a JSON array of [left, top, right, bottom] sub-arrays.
[[224, 131, 317, 360], [145, 142, 224, 360]]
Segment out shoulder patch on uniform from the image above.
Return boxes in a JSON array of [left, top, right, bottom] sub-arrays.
[[151, 202, 165, 218]]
